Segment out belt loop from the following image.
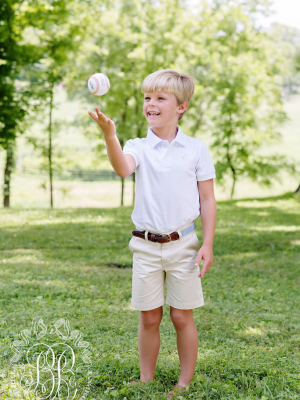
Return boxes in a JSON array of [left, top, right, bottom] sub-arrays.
[[144, 231, 149, 241]]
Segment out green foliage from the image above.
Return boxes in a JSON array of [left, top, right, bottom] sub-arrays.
[[266, 23, 300, 93], [1, 0, 300, 203], [7, 0, 91, 207], [67, 0, 198, 150], [64, 0, 299, 197], [0, 1, 29, 149], [185, 1, 299, 197], [0, 192, 299, 398]]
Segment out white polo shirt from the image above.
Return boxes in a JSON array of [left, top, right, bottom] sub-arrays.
[[123, 126, 216, 234]]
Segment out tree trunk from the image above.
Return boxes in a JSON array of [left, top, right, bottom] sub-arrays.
[[48, 82, 54, 208], [227, 149, 237, 200], [226, 118, 236, 200], [3, 143, 14, 208], [230, 173, 236, 200], [295, 183, 300, 193]]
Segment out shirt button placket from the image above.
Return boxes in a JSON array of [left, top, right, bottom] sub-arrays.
[[165, 143, 172, 169]]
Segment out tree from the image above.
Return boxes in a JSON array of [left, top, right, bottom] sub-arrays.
[[15, 0, 89, 208], [0, 0, 88, 208], [257, 22, 300, 194], [67, 0, 200, 206], [188, 0, 297, 198], [0, 0, 38, 207], [265, 23, 300, 95], [4, 0, 297, 207], [68, 0, 299, 202]]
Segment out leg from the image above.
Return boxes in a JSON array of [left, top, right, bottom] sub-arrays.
[[170, 306, 198, 386], [138, 305, 163, 382]]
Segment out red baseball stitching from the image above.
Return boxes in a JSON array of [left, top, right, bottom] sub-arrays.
[[104, 75, 110, 90], [90, 75, 100, 95]]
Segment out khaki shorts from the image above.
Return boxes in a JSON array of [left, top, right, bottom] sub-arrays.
[[128, 222, 204, 311]]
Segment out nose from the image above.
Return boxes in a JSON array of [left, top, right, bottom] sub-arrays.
[[148, 98, 156, 106]]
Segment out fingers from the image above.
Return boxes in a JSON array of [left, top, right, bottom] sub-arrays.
[[198, 259, 212, 278], [88, 107, 109, 124], [196, 249, 213, 278], [198, 269, 206, 278], [88, 111, 97, 121], [195, 250, 203, 278], [95, 107, 108, 122], [195, 250, 203, 268], [198, 262, 208, 278]]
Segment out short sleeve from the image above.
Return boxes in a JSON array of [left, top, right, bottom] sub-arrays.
[[196, 143, 216, 181], [123, 138, 142, 169]]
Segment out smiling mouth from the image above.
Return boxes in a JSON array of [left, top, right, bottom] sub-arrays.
[[148, 112, 161, 117]]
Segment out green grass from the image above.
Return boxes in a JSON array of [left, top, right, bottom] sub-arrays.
[[0, 192, 300, 399]]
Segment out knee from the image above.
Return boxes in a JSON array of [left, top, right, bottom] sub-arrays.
[[140, 308, 162, 329], [170, 309, 192, 330]]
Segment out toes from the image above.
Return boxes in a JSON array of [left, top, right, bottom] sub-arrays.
[[166, 384, 188, 398]]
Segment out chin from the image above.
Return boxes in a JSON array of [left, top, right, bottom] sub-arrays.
[[149, 123, 163, 128]]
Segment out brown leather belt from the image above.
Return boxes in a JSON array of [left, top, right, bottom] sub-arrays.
[[132, 230, 180, 243]]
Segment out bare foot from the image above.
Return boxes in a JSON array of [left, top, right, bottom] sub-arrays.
[[130, 379, 153, 385], [166, 384, 190, 398]]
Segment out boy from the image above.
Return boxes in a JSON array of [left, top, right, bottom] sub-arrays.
[[88, 69, 216, 398]]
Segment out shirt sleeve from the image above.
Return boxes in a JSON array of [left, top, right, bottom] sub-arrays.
[[196, 142, 216, 181], [123, 138, 141, 170]]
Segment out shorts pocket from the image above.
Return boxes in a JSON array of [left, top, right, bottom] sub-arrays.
[[189, 231, 200, 251], [128, 236, 135, 253], [193, 231, 200, 246]]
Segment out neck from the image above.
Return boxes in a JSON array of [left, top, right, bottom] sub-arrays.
[[151, 125, 178, 143]]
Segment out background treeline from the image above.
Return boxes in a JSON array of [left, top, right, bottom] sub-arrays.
[[1, 0, 300, 208]]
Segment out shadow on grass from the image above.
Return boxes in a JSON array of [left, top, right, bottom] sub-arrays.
[[1, 192, 299, 262]]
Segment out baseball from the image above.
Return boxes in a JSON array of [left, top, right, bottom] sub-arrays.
[[88, 73, 110, 96]]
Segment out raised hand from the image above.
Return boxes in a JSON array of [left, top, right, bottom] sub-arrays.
[[88, 106, 116, 138]]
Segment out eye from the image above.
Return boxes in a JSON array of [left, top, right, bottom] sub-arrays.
[[144, 97, 150, 100], [159, 97, 164, 100]]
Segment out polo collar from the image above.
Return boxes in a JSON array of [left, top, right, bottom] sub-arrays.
[[146, 126, 187, 148]]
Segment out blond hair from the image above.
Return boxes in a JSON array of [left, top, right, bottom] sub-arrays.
[[141, 69, 196, 121]]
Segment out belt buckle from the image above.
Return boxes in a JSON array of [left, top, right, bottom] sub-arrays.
[[165, 234, 172, 242], [157, 232, 172, 243]]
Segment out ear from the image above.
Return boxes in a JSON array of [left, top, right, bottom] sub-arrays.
[[177, 101, 189, 115]]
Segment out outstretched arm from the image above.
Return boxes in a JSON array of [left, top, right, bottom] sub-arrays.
[[88, 106, 135, 177]]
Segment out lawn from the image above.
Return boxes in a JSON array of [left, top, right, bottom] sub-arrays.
[[0, 192, 299, 399]]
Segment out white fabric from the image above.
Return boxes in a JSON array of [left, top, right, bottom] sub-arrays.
[[129, 229, 204, 311], [123, 126, 216, 233]]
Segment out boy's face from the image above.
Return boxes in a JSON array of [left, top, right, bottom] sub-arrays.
[[143, 91, 188, 128]]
